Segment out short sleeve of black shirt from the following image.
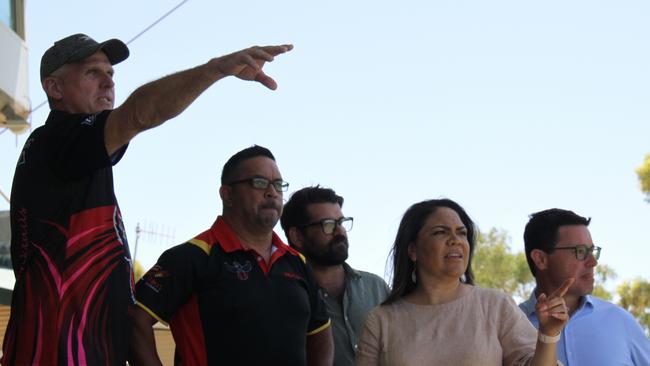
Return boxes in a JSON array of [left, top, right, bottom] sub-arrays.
[[135, 243, 208, 323], [45, 110, 127, 180]]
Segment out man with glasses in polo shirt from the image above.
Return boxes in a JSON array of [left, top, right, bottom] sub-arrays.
[[519, 208, 650, 365], [281, 186, 389, 366], [130, 146, 333, 366]]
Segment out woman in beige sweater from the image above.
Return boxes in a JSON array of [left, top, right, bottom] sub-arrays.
[[356, 199, 573, 366]]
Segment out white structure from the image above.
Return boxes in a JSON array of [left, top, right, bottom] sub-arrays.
[[0, 0, 25, 306], [0, 209, 12, 305], [0, 0, 29, 135]]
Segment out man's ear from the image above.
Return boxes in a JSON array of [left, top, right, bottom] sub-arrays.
[[288, 227, 305, 251], [530, 249, 548, 272], [219, 185, 233, 207], [42, 77, 63, 101]]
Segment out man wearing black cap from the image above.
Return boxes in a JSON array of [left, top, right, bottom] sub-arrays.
[[1, 33, 292, 365]]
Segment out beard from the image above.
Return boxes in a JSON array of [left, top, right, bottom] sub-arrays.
[[303, 235, 349, 266]]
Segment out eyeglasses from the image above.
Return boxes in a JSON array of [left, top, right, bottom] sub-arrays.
[[302, 217, 354, 235], [228, 177, 289, 193], [553, 245, 601, 261]]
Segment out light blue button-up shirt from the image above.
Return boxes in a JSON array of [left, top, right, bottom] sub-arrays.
[[520, 291, 650, 366]]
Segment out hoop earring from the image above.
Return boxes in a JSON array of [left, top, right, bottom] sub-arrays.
[[411, 262, 417, 283]]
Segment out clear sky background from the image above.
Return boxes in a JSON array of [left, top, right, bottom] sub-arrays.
[[1, 0, 649, 291]]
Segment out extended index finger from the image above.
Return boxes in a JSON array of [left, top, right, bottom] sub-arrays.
[[259, 44, 294, 57], [550, 277, 575, 298]]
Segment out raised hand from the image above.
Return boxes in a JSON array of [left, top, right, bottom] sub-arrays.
[[210, 44, 294, 90], [535, 277, 575, 337]]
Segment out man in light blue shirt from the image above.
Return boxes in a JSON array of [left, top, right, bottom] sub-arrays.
[[519, 208, 650, 366]]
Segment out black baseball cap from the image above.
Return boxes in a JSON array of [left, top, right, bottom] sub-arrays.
[[40, 33, 129, 81]]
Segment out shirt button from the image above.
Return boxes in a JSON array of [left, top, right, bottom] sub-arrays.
[[257, 256, 262, 261]]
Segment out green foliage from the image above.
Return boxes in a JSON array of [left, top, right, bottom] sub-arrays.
[[592, 264, 616, 301], [473, 228, 534, 300], [636, 154, 650, 202], [617, 278, 650, 336]]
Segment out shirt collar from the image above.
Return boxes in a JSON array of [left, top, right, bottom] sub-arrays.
[[46, 110, 109, 125], [343, 262, 361, 280], [579, 294, 594, 310], [521, 288, 594, 316], [46, 110, 81, 124], [204, 216, 297, 256], [521, 290, 538, 316]]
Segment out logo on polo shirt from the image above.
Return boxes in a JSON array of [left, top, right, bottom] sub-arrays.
[[224, 260, 253, 281], [81, 115, 96, 126], [142, 265, 170, 293], [282, 271, 305, 282], [17, 138, 35, 166]]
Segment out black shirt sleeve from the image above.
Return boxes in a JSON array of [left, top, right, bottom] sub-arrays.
[[135, 242, 208, 323], [47, 110, 127, 180]]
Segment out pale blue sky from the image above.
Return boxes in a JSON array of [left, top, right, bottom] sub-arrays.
[[2, 0, 649, 290]]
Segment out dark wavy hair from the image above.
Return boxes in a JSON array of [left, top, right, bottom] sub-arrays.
[[383, 198, 476, 305], [280, 186, 344, 248]]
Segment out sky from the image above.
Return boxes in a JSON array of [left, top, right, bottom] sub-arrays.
[[1, 0, 649, 292]]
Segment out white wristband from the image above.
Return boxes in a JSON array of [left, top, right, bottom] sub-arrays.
[[538, 332, 561, 344]]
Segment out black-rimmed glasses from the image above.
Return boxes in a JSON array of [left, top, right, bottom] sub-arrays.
[[228, 177, 289, 193], [553, 245, 601, 261], [302, 217, 353, 235]]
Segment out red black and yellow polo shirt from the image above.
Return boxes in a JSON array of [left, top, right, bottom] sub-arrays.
[[136, 216, 331, 365]]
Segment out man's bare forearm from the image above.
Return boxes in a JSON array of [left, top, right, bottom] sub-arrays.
[[124, 60, 221, 130], [307, 327, 334, 366], [128, 305, 164, 366], [104, 44, 292, 155]]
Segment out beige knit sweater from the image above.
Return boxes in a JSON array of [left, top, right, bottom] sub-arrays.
[[356, 286, 538, 366]]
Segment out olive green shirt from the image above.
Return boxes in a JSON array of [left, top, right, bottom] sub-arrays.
[[323, 263, 389, 366]]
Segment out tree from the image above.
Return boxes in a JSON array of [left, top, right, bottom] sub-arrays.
[[591, 264, 616, 301], [617, 278, 650, 336], [636, 154, 650, 202], [473, 228, 534, 301]]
